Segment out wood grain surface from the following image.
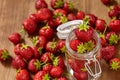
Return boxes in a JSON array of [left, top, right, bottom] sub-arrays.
[[0, 0, 120, 80]]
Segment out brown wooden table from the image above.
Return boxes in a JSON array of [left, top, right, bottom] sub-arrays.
[[0, 0, 120, 80]]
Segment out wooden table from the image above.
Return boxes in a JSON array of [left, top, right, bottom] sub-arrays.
[[0, 0, 120, 80]]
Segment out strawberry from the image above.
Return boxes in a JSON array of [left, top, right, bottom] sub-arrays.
[[46, 41, 58, 53], [32, 47, 42, 58], [108, 8, 119, 19], [12, 55, 26, 69], [50, 66, 63, 78], [48, 18, 57, 29], [57, 77, 67, 80], [73, 71, 88, 80], [32, 36, 47, 48], [20, 44, 33, 60], [57, 40, 66, 53], [63, 2, 74, 12], [29, 14, 38, 23], [109, 19, 120, 32], [101, 45, 116, 61], [54, 15, 68, 26], [105, 31, 119, 45], [39, 25, 53, 40], [40, 52, 54, 63], [36, 8, 51, 21], [53, 56, 65, 68], [34, 70, 50, 80], [101, 0, 110, 5], [109, 58, 120, 70], [16, 69, 29, 80], [69, 39, 81, 51], [76, 11, 85, 20], [74, 24, 94, 42], [50, 0, 64, 9], [100, 37, 107, 47], [86, 14, 97, 27], [43, 63, 53, 73], [28, 59, 41, 73], [14, 43, 22, 55], [67, 13, 77, 21], [22, 18, 37, 35], [0, 49, 9, 61], [95, 19, 106, 32], [8, 33, 21, 45], [35, 0, 48, 10], [53, 9, 67, 16]]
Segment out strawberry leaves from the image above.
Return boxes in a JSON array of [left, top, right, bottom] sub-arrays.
[[109, 34, 119, 45]]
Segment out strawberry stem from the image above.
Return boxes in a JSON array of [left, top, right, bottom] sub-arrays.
[[1, 49, 9, 61]]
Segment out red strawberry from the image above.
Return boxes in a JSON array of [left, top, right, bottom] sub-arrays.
[[106, 31, 119, 45], [67, 13, 77, 21], [34, 70, 50, 80], [20, 44, 33, 60], [29, 14, 38, 23], [109, 19, 120, 32], [39, 25, 53, 40], [86, 14, 97, 27], [54, 15, 68, 26], [76, 11, 85, 20], [36, 8, 51, 21], [73, 71, 88, 80], [50, 0, 64, 9], [32, 47, 42, 58], [63, 2, 74, 12], [69, 39, 81, 51], [40, 52, 53, 63], [101, 0, 110, 5], [22, 18, 37, 35], [50, 66, 63, 78], [109, 58, 120, 70], [14, 43, 22, 55], [28, 59, 41, 73], [95, 19, 106, 32], [54, 9, 67, 16], [0, 49, 9, 61], [43, 63, 53, 73], [57, 40, 66, 53], [35, 0, 48, 10], [74, 25, 94, 42], [32, 36, 47, 48], [48, 18, 57, 29], [53, 56, 65, 68], [16, 69, 29, 80], [46, 41, 57, 53], [8, 33, 21, 45], [12, 55, 26, 69], [108, 8, 119, 19], [101, 45, 116, 61], [57, 77, 67, 80], [100, 37, 107, 47]]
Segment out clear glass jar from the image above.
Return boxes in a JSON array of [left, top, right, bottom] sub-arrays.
[[65, 28, 102, 80]]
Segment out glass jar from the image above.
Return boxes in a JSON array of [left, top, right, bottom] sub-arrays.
[[65, 28, 102, 80]]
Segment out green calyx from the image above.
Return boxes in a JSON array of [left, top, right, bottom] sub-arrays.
[[53, 57, 59, 66], [78, 17, 90, 31], [50, 42, 57, 50], [34, 59, 41, 70], [32, 36, 39, 46], [61, 45, 66, 53], [55, 0, 64, 8], [60, 15, 68, 23], [43, 73, 51, 80], [1, 50, 9, 61], [77, 40, 95, 54], [110, 61, 120, 71], [81, 67, 87, 72], [99, 33, 105, 39], [38, 47, 43, 55], [53, 13, 62, 19], [109, 34, 119, 45], [21, 44, 28, 49], [68, 2, 74, 10]]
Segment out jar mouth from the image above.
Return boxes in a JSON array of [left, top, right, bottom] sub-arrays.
[[65, 29, 101, 60]]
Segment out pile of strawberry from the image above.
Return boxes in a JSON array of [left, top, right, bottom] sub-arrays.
[[0, 0, 120, 80]]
